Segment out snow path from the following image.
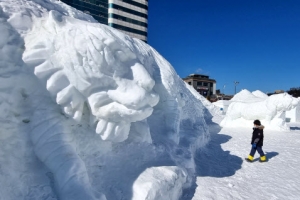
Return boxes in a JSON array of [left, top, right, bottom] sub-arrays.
[[192, 121, 300, 200]]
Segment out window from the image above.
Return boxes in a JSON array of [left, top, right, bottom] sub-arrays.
[[203, 82, 208, 86], [109, 4, 148, 18], [197, 82, 202, 86], [109, 13, 148, 27], [109, 23, 147, 36]]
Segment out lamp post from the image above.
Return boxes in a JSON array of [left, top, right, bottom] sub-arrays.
[[234, 81, 239, 94]]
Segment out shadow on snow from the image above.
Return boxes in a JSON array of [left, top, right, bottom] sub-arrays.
[[180, 111, 243, 200], [252, 151, 279, 162], [290, 126, 300, 130], [194, 124, 243, 178], [265, 151, 279, 160]]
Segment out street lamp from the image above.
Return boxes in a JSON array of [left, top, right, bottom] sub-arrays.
[[223, 85, 226, 100], [234, 81, 239, 94]]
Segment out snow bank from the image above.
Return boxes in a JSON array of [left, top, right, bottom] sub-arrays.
[[221, 90, 299, 130], [0, 0, 209, 199]]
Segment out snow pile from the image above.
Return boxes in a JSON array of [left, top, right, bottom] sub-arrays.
[[230, 89, 266, 103], [0, 0, 209, 199], [211, 90, 268, 115], [185, 83, 223, 119], [221, 90, 299, 130], [252, 90, 268, 99]]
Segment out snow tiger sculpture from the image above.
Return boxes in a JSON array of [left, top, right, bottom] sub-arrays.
[[23, 10, 159, 143], [1, 1, 205, 199], [20, 9, 159, 200], [221, 93, 299, 130]]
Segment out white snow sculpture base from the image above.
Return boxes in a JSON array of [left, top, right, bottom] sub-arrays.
[[221, 90, 299, 130], [132, 166, 187, 200]]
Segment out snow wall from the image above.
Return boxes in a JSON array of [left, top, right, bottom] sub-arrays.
[[0, 0, 210, 199], [221, 89, 299, 130]]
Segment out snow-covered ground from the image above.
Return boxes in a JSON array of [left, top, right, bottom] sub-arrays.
[[191, 118, 300, 200]]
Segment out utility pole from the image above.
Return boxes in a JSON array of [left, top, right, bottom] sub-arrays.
[[234, 81, 239, 94]]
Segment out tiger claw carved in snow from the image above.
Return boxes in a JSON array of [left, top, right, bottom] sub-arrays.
[[23, 10, 159, 143]]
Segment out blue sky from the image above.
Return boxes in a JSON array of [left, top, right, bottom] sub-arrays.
[[147, 0, 300, 95]]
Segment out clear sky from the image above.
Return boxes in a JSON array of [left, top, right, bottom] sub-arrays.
[[147, 0, 300, 95]]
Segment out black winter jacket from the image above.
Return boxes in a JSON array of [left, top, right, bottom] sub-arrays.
[[251, 125, 264, 146]]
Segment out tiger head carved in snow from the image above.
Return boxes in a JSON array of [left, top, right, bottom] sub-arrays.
[[23, 11, 159, 142]]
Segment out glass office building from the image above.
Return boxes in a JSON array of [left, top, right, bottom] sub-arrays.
[[59, 0, 148, 42]]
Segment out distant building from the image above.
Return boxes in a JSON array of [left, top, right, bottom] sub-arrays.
[[59, 0, 148, 42], [183, 74, 216, 97], [267, 90, 285, 96], [275, 90, 284, 94]]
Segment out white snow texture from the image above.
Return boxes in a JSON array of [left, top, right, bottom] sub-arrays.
[[221, 89, 300, 130], [0, 0, 210, 200]]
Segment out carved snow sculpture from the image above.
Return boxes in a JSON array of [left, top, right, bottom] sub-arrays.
[[230, 89, 265, 103], [185, 83, 223, 117], [252, 90, 268, 99], [0, 0, 210, 199], [23, 10, 159, 143], [29, 89, 106, 200], [221, 90, 299, 130], [132, 166, 187, 200], [0, 3, 105, 199], [286, 98, 300, 122]]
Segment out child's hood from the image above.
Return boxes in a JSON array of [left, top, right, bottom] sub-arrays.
[[258, 125, 265, 130]]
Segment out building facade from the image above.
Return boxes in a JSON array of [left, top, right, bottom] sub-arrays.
[[59, 0, 148, 42], [108, 0, 148, 42], [183, 74, 217, 97]]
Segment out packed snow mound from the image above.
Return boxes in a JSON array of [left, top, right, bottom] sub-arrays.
[[221, 91, 300, 130], [0, 0, 210, 200], [231, 89, 265, 103], [252, 90, 269, 99]]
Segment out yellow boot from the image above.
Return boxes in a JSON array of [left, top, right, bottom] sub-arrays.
[[260, 155, 267, 162], [245, 155, 254, 162]]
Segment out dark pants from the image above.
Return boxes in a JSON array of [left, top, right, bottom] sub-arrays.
[[250, 146, 265, 157]]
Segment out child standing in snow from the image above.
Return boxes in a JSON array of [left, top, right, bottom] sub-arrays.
[[246, 120, 267, 162]]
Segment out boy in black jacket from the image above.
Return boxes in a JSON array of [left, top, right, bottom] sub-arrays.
[[246, 119, 267, 162]]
